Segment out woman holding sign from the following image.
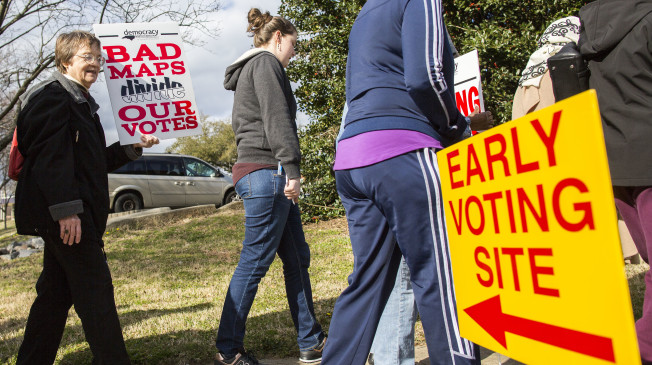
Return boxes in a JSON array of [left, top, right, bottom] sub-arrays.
[[214, 8, 326, 365], [325, 0, 480, 364], [14, 30, 159, 364]]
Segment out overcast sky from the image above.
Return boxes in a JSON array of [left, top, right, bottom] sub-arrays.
[[91, 0, 284, 152]]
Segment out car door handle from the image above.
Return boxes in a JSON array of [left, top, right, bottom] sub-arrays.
[[174, 181, 183, 185], [186, 182, 195, 186]]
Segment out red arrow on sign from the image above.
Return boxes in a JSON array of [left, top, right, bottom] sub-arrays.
[[464, 295, 615, 363]]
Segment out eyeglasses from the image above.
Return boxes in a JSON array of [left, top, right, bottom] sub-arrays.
[[75, 54, 105, 66]]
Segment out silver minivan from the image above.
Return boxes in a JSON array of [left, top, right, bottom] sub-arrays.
[[108, 153, 237, 212]]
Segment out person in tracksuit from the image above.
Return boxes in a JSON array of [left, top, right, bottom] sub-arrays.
[[323, 0, 480, 364]]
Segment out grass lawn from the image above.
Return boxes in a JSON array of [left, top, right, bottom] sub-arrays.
[[0, 210, 352, 364], [0, 209, 647, 364], [0, 219, 17, 241]]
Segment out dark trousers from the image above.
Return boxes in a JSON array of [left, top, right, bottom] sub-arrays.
[[16, 231, 130, 365], [614, 186, 652, 365], [323, 149, 479, 365]]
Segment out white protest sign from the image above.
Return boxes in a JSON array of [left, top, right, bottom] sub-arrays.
[[93, 22, 201, 145], [454, 49, 485, 116]]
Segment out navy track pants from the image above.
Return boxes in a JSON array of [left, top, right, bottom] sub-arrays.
[[323, 148, 479, 365]]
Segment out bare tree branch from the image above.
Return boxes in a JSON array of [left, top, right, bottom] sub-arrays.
[[0, 0, 67, 35], [0, 54, 53, 141], [0, 0, 11, 31], [98, 0, 109, 24], [0, 20, 45, 49], [0, 175, 11, 191]]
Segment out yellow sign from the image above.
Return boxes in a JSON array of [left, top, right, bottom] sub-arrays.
[[437, 90, 640, 364]]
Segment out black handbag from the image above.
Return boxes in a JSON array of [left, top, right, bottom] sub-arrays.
[[547, 42, 590, 102]]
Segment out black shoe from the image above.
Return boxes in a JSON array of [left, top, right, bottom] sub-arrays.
[[214, 350, 260, 365], [299, 337, 326, 363]]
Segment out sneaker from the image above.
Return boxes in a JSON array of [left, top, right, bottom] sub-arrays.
[[299, 337, 327, 363], [214, 350, 260, 365]]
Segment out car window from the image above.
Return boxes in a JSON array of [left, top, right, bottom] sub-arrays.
[[146, 156, 185, 176], [184, 158, 217, 177], [113, 159, 147, 175]]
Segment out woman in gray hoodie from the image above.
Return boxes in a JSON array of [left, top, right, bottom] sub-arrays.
[[214, 8, 325, 365]]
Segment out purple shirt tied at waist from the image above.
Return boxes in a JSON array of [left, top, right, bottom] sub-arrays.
[[333, 130, 442, 170]]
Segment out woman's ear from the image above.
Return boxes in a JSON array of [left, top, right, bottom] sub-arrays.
[[275, 31, 282, 51]]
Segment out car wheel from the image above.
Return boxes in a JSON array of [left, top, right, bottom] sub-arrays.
[[223, 190, 239, 205], [114, 192, 143, 212]]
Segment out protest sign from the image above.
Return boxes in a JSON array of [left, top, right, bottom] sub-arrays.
[[437, 90, 640, 364], [93, 22, 201, 145], [454, 49, 484, 116]]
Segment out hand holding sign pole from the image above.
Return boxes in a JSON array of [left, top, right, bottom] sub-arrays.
[[438, 90, 640, 364], [93, 22, 202, 144]]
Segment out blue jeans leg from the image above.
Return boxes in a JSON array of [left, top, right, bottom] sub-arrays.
[[370, 256, 417, 365], [277, 203, 324, 350], [216, 169, 323, 356]]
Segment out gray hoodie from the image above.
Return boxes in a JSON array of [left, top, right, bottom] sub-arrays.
[[224, 49, 300, 179]]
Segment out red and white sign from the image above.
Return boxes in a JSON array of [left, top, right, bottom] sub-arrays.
[[454, 49, 485, 116], [93, 22, 201, 145]]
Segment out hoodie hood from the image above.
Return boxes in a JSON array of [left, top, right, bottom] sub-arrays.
[[223, 48, 271, 91], [579, 0, 652, 58]]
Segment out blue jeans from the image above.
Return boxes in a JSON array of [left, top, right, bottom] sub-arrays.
[[216, 169, 324, 357], [371, 256, 417, 365]]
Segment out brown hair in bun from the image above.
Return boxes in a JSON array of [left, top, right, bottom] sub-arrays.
[[247, 8, 296, 47]]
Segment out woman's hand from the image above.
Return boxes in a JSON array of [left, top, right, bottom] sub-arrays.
[[59, 214, 81, 245], [284, 178, 301, 204], [132, 134, 160, 149]]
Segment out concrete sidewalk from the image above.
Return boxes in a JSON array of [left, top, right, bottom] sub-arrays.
[[259, 346, 525, 364]]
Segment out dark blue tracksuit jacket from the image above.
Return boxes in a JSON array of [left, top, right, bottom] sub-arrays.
[[340, 0, 468, 145]]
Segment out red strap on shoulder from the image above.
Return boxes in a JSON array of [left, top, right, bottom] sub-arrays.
[[9, 128, 24, 181]]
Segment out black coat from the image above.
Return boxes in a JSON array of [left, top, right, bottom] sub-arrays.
[[15, 72, 140, 240], [579, 0, 652, 186]]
